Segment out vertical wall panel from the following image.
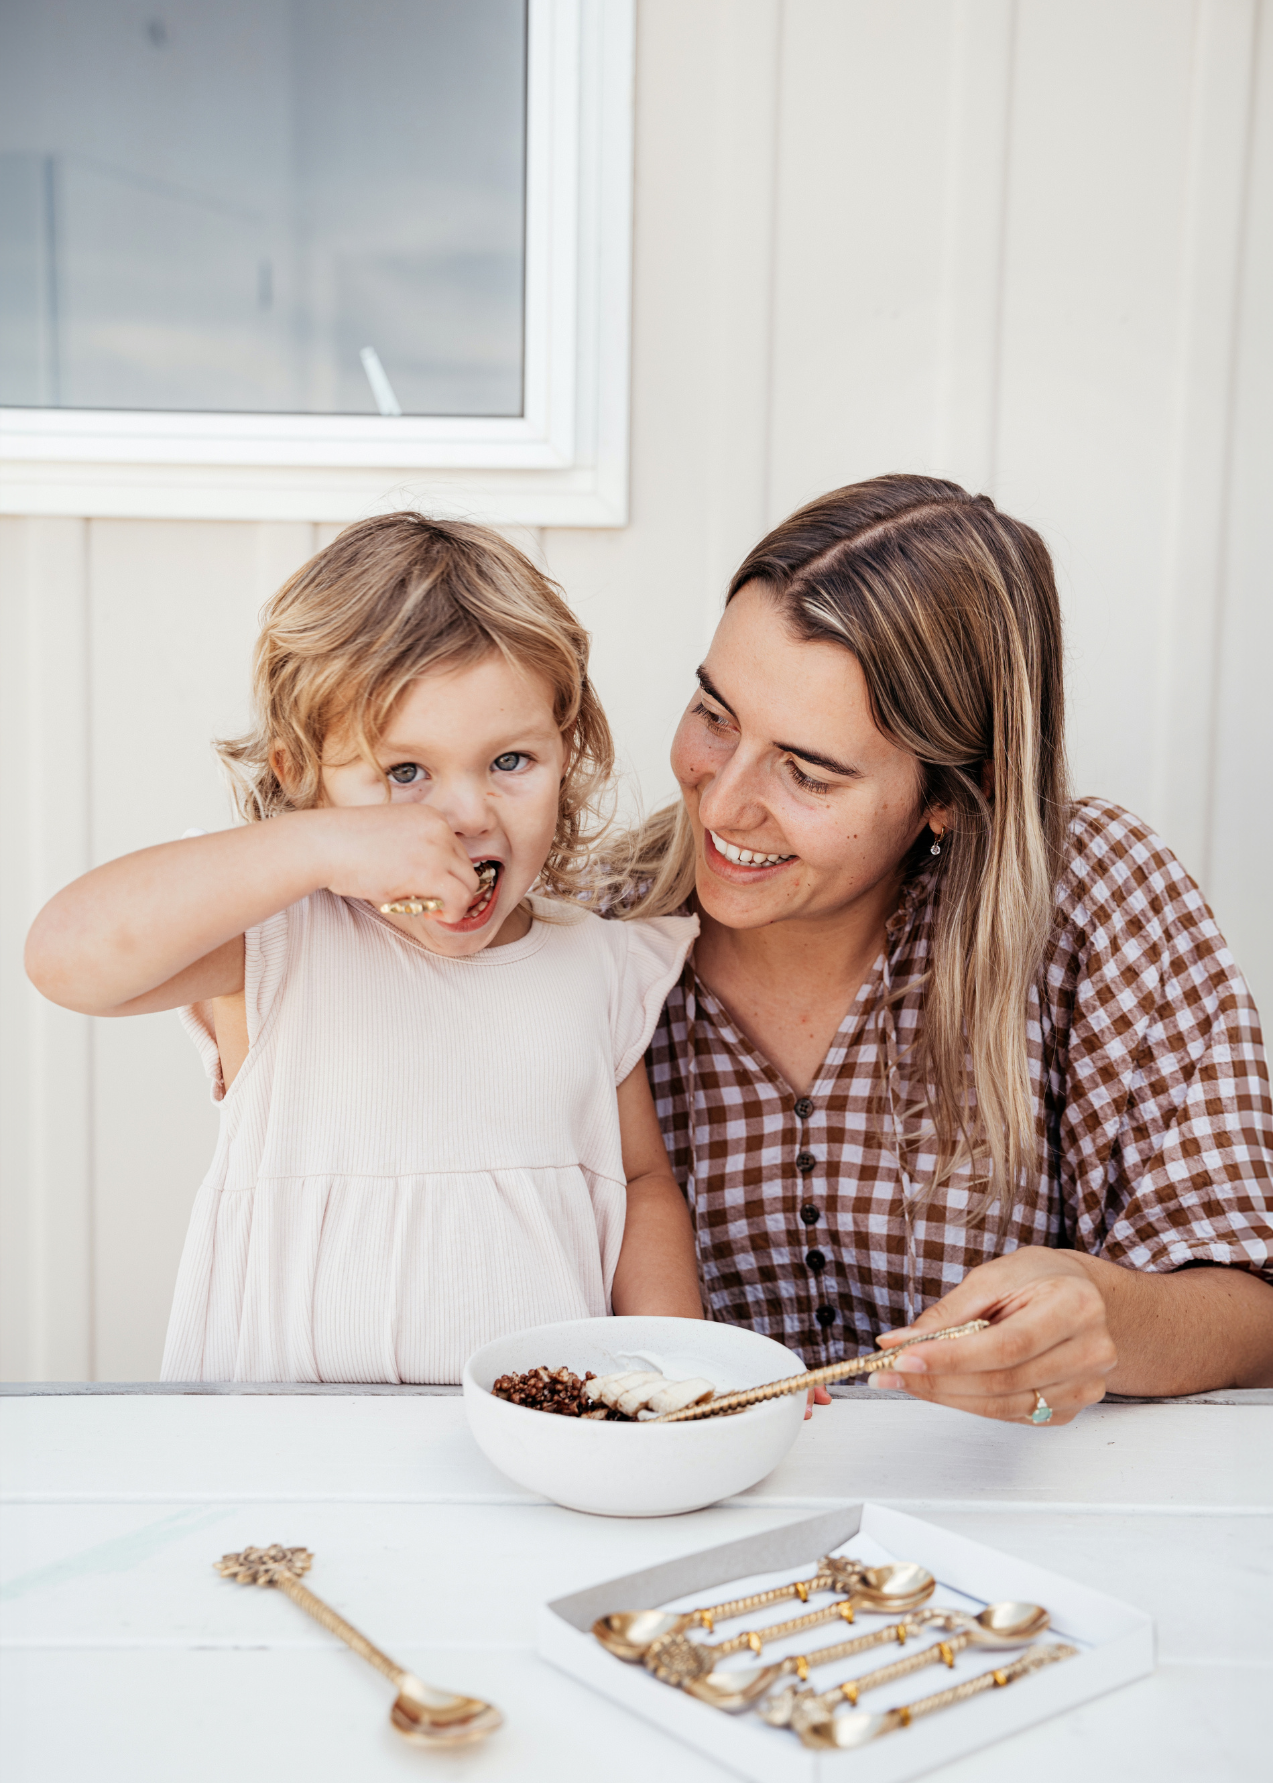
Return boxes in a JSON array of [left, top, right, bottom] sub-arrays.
[[87, 520, 315, 1379], [1208, 1, 1273, 1017], [0, 517, 93, 1380]]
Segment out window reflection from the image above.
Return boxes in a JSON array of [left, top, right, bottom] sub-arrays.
[[0, 0, 527, 416]]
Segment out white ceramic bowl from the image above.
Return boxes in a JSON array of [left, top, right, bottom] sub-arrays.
[[462, 1316, 807, 1517]]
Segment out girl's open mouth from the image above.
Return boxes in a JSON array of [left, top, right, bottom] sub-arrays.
[[439, 859, 503, 932]]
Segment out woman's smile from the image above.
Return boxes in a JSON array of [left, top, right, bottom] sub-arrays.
[[704, 829, 797, 877]]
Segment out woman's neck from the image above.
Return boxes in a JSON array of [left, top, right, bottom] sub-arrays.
[[691, 870, 904, 1095]]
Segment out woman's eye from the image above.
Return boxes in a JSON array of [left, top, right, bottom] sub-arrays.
[[693, 700, 730, 730], [492, 751, 531, 773], [786, 758, 831, 796], [386, 762, 425, 785]]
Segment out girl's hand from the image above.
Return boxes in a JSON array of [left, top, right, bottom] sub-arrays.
[[310, 804, 480, 920], [868, 1248, 1117, 1425]]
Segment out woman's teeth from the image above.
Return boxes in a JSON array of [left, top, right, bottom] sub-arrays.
[[708, 830, 793, 867]]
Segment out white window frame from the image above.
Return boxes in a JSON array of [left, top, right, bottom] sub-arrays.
[[0, 0, 632, 527]]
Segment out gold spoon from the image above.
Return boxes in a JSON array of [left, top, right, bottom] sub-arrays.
[[643, 1564, 935, 1687], [708, 1601, 1051, 1720], [796, 1641, 1078, 1750], [653, 1320, 991, 1422], [592, 1553, 869, 1662], [214, 1545, 502, 1747]]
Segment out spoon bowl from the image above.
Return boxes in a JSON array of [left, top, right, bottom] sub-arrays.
[[390, 1676, 504, 1746], [954, 1601, 1050, 1646], [593, 1609, 692, 1661]]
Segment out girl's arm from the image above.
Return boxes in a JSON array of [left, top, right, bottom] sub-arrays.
[[610, 1063, 704, 1318], [24, 805, 481, 1017]]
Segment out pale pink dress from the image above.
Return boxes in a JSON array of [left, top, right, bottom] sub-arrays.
[[161, 892, 697, 1384]]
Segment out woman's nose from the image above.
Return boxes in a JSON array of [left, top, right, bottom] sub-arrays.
[[696, 750, 768, 833]]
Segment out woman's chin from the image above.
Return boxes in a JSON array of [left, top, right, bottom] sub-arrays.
[[694, 858, 802, 927]]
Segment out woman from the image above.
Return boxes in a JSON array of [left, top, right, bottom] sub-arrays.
[[615, 475, 1273, 1424]]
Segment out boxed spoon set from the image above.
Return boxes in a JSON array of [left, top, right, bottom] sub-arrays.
[[537, 1503, 1154, 1782]]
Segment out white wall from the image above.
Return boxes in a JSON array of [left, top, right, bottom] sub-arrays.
[[2, 0, 1269, 1379]]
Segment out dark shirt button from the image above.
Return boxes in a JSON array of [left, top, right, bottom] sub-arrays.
[[805, 1249, 827, 1272], [796, 1151, 816, 1174], [815, 1305, 837, 1327], [794, 1097, 814, 1119], [800, 1204, 821, 1225]]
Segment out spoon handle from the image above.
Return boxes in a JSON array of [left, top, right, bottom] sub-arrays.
[[682, 1562, 861, 1632], [274, 1574, 406, 1688], [653, 1320, 991, 1422], [815, 1632, 972, 1704], [710, 1596, 868, 1657], [782, 1615, 936, 1678]]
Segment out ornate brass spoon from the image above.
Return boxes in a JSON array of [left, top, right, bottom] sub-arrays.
[[734, 1601, 1051, 1721], [644, 1563, 935, 1687], [215, 1545, 502, 1747], [653, 1320, 990, 1422], [592, 1554, 869, 1662], [796, 1641, 1078, 1750]]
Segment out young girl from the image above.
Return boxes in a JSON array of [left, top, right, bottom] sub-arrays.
[[25, 514, 703, 1383]]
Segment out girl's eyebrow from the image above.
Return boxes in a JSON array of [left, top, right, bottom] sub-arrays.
[[696, 666, 861, 779]]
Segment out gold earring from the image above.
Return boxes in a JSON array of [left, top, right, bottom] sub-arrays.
[[930, 827, 944, 857]]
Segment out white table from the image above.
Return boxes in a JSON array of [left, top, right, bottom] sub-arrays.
[[2, 1388, 1270, 1782]]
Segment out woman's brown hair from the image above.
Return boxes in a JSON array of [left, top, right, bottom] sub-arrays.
[[218, 511, 614, 899], [614, 474, 1069, 1226]]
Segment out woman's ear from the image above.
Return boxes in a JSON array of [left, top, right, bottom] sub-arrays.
[[926, 803, 950, 841]]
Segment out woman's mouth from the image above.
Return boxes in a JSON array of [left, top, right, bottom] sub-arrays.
[[705, 829, 796, 877], [438, 859, 503, 932]]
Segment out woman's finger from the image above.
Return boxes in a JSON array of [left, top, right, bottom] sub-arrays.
[[874, 1329, 1110, 1403], [882, 1275, 1109, 1381]]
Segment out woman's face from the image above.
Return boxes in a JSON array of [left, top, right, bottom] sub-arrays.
[[670, 582, 935, 932]]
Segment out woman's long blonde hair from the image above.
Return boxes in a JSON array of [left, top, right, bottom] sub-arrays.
[[218, 512, 614, 898], [614, 475, 1069, 1226]]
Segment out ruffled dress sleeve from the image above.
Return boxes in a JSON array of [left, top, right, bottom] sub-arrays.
[[607, 913, 699, 1085], [178, 906, 292, 1103]]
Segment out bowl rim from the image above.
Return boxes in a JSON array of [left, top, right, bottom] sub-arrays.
[[461, 1315, 807, 1434]]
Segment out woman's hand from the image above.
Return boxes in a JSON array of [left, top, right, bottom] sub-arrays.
[[869, 1248, 1118, 1425]]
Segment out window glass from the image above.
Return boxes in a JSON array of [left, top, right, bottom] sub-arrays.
[[0, 0, 527, 417]]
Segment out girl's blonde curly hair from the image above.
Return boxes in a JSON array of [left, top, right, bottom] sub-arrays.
[[218, 511, 614, 899]]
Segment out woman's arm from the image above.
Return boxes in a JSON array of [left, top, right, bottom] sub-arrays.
[[24, 804, 481, 1017], [610, 1063, 703, 1318], [866, 1245, 1273, 1423]]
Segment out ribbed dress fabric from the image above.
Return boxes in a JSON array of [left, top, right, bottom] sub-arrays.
[[161, 892, 697, 1384]]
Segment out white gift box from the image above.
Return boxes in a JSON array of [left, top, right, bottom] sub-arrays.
[[538, 1502, 1154, 1783]]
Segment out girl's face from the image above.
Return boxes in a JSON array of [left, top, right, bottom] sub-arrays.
[[320, 653, 568, 955], [670, 582, 937, 933]]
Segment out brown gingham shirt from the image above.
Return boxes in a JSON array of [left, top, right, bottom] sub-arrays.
[[644, 799, 1273, 1368]]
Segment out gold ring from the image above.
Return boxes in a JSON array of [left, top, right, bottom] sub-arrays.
[[1030, 1390, 1053, 1425], [379, 897, 445, 916]]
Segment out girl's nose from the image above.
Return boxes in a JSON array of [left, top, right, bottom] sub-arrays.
[[431, 777, 496, 839]]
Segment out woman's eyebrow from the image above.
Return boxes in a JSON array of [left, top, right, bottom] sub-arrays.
[[776, 743, 862, 779], [695, 666, 737, 716], [698, 667, 859, 778]]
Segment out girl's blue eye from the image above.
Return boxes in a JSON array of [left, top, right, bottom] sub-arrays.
[[492, 752, 530, 772], [387, 763, 424, 785]]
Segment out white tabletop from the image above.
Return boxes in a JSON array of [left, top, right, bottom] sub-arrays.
[[2, 1391, 1270, 1782]]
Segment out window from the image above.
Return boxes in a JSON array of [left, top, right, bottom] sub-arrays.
[[0, 0, 633, 524]]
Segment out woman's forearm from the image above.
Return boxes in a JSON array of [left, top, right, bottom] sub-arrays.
[[1074, 1254, 1273, 1394]]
